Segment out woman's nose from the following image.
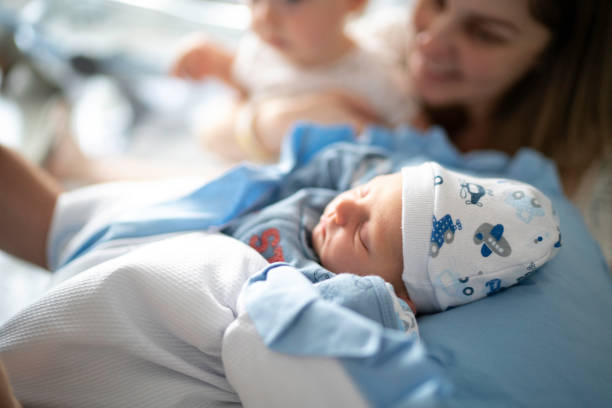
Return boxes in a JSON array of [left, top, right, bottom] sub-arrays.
[[251, 1, 278, 28], [416, 17, 456, 60]]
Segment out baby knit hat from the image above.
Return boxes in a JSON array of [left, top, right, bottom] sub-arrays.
[[401, 162, 562, 314]]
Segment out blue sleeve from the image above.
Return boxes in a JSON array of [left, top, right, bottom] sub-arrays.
[[314, 274, 404, 331], [243, 263, 449, 407]]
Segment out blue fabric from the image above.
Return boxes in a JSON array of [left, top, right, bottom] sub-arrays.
[[316, 274, 405, 331], [245, 264, 402, 355], [222, 188, 336, 284], [243, 263, 449, 407]]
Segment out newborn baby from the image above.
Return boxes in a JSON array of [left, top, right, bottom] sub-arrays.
[[225, 161, 562, 321]]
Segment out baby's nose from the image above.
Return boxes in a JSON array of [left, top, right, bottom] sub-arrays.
[[333, 197, 363, 226]]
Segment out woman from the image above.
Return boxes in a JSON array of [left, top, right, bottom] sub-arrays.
[[252, 0, 611, 197]]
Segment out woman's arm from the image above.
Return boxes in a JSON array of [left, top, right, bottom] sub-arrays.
[[0, 361, 21, 408], [0, 145, 62, 269]]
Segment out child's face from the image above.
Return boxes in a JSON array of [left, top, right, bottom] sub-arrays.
[[248, 0, 361, 66], [312, 173, 406, 299]]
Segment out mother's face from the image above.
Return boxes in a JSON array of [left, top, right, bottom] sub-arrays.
[[409, 0, 550, 111]]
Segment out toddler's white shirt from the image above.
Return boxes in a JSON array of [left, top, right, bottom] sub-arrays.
[[232, 33, 414, 126]]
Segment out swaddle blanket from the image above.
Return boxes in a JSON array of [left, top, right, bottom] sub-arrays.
[[1, 232, 266, 407]]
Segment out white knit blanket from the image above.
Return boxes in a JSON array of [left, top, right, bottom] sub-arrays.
[[0, 232, 268, 408]]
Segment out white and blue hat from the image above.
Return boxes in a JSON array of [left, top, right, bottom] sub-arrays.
[[401, 162, 562, 314]]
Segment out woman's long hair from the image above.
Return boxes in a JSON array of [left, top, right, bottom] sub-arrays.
[[493, 0, 612, 195], [429, 0, 612, 196]]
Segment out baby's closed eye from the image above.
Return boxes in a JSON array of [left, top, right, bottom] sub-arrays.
[[359, 221, 369, 252]]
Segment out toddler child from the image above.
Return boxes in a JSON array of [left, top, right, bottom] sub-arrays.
[[172, 0, 412, 161]]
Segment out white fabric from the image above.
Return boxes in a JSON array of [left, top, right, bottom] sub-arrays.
[[232, 33, 414, 126], [1, 232, 268, 407], [384, 283, 419, 338], [222, 313, 369, 408], [47, 178, 208, 272], [401, 162, 561, 313], [401, 164, 436, 313]]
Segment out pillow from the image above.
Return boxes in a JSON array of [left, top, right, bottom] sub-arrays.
[[417, 195, 612, 407]]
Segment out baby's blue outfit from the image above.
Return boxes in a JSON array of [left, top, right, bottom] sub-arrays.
[[223, 187, 414, 332], [223, 188, 334, 283]]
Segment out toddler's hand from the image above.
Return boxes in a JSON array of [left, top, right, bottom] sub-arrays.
[[171, 34, 233, 81]]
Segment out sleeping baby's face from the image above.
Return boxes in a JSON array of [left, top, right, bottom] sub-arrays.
[[312, 173, 409, 302]]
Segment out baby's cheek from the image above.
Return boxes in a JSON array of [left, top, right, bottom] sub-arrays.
[[322, 254, 351, 275], [323, 232, 359, 273]]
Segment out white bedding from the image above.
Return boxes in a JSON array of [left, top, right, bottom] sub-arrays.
[[223, 313, 369, 408], [1, 232, 267, 407]]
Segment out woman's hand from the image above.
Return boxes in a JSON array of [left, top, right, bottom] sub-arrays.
[[254, 91, 385, 156], [170, 34, 234, 84], [0, 362, 21, 408]]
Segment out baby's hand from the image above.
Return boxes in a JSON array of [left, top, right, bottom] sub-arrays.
[[170, 34, 233, 81]]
